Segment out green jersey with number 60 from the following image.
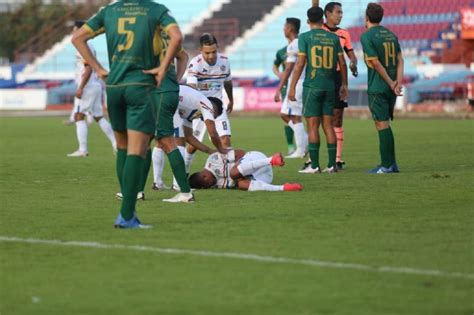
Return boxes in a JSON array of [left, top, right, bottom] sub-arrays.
[[298, 29, 343, 91], [360, 25, 401, 94], [85, 0, 177, 88]]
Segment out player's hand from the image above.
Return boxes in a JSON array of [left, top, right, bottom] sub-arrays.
[[75, 88, 83, 99], [288, 88, 296, 102], [339, 85, 348, 101], [349, 62, 358, 77], [227, 101, 234, 114], [207, 148, 217, 154], [392, 81, 403, 96], [97, 68, 109, 81], [143, 66, 166, 88], [274, 90, 281, 102]]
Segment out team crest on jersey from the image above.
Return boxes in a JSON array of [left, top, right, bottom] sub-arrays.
[[215, 169, 221, 176], [220, 65, 226, 72]]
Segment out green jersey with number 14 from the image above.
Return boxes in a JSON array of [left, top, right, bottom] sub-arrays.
[[360, 25, 401, 94]]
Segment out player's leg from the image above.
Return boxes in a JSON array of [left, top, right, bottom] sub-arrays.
[[172, 135, 187, 191], [155, 92, 194, 203], [230, 151, 284, 180], [368, 93, 399, 173], [114, 85, 156, 227], [280, 98, 295, 155], [322, 91, 337, 172], [68, 96, 89, 157], [136, 136, 154, 199], [237, 179, 302, 192], [300, 88, 322, 173], [286, 83, 307, 158], [152, 141, 167, 190], [333, 72, 348, 170]]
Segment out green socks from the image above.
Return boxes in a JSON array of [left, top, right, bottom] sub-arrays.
[[327, 143, 337, 168], [284, 125, 294, 150], [168, 149, 191, 193], [116, 149, 127, 191], [120, 155, 145, 221], [138, 149, 152, 192], [378, 127, 396, 168], [308, 142, 320, 169]]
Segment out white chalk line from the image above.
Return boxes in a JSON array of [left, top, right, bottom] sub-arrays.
[[1, 236, 472, 281]]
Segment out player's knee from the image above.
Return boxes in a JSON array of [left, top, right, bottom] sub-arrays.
[[74, 113, 85, 121], [229, 166, 241, 180]]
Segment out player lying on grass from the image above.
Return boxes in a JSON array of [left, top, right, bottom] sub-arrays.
[[189, 150, 303, 192]]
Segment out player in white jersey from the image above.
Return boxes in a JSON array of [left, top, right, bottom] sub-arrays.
[[152, 85, 228, 190], [188, 150, 303, 192], [67, 21, 116, 157], [185, 33, 233, 171], [274, 18, 308, 159]]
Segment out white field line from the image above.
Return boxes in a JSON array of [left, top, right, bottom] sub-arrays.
[[1, 236, 473, 281]]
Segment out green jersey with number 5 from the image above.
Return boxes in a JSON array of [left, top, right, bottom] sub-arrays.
[[85, 0, 177, 88], [360, 25, 401, 94], [298, 29, 343, 91]]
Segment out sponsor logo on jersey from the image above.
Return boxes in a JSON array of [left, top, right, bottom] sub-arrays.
[[220, 65, 226, 72]]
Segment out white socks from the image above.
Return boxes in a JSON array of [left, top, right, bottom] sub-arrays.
[[75, 120, 88, 152], [237, 157, 271, 177], [289, 120, 307, 154], [97, 118, 116, 148], [152, 147, 165, 185], [184, 150, 195, 173], [248, 180, 283, 192]]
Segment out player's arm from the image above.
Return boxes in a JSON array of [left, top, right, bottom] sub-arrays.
[[183, 125, 215, 154], [394, 52, 404, 95], [272, 64, 283, 79], [175, 49, 189, 82], [367, 58, 400, 95], [224, 80, 234, 114], [274, 61, 294, 102], [186, 60, 199, 89], [338, 52, 348, 100], [76, 64, 93, 99], [144, 25, 183, 87], [72, 28, 108, 80], [346, 50, 358, 77], [205, 119, 228, 154], [288, 55, 305, 101]]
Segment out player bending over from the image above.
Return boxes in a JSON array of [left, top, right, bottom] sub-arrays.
[[152, 85, 228, 190], [189, 150, 303, 192]]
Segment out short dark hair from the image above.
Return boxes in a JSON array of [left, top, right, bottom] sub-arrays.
[[324, 2, 342, 16], [74, 20, 85, 28], [307, 6, 324, 24], [189, 172, 209, 189], [286, 18, 301, 34], [199, 33, 218, 47], [366, 3, 384, 23], [208, 97, 223, 118]]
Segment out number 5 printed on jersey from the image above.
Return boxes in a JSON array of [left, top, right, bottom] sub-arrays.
[[118, 17, 136, 52]]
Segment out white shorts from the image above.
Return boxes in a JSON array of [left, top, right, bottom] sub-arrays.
[[280, 82, 303, 116], [240, 151, 273, 184], [192, 114, 232, 141], [74, 84, 103, 117], [173, 111, 184, 138]]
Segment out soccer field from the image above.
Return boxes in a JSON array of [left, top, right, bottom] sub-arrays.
[[0, 116, 473, 314]]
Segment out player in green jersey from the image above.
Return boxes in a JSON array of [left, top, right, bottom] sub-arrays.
[[273, 45, 295, 155], [288, 6, 348, 174], [360, 3, 404, 174], [72, 0, 184, 228]]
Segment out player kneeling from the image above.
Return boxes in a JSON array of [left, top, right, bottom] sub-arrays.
[[189, 150, 303, 192]]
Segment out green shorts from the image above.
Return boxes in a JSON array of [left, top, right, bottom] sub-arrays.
[[368, 93, 396, 121], [303, 87, 335, 117], [106, 84, 157, 134], [155, 91, 179, 139]]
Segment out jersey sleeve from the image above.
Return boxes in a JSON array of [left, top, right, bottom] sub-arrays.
[[186, 61, 199, 85], [286, 41, 298, 63], [199, 100, 215, 122], [360, 33, 377, 60], [274, 51, 283, 66], [395, 38, 402, 54], [224, 59, 232, 82], [298, 36, 307, 56], [158, 7, 178, 33], [181, 116, 192, 128], [343, 30, 354, 52], [85, 6, 106, 38]]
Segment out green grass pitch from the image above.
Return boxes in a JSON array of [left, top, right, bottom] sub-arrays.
[[0, 116, 473, 314]]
